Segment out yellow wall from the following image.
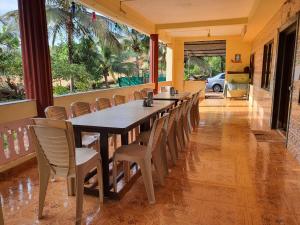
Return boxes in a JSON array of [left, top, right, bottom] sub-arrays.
[[169, 35, 251, 90], [225, 36, 251, 73], [183, 81, 206, 98], [172, 39, 185, 91], [0, 100, 37, 124]]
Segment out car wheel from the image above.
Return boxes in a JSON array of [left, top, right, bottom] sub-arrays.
[[212, 84, 222, 92]]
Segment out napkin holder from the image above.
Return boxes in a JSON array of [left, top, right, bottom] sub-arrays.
[[170, 87, 175, 96]]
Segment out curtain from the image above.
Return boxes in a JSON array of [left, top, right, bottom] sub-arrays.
[[18, 0, 53, 117]]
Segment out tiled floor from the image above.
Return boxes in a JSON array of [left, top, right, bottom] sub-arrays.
[[1, 99, 300, 224]]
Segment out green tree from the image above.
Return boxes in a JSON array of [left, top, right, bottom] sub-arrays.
[[119, 26, 150, 76], [51, 44, 91, 92], [1, 0, 121, 92], [0, 23, 23, 100], [97, 45, 135, 88], [46, 0, 121, 91], [73, 38, 101, 84], [159, 43, 167, 75]]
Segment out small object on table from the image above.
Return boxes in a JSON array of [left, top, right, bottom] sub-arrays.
[[143, 98, 152, 107], [147, 91, 154, 104], [170, 87, 175, 96]]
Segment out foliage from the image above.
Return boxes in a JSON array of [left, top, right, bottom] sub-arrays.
[[53, 85, 69, 95], [184, 56, 225, 80], [0, 22, 24, 100], [0, 0, 167, 100], [51, 44, 92, 91], [118, 25, 150, 76], [0, 24, 22, 77], [73, 38, 101, 81]]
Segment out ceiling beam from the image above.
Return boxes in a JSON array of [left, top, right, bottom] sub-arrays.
[[156, 17, 248, 30]]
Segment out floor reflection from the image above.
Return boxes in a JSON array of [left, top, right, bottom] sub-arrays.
[[1, 99, 300, 224]]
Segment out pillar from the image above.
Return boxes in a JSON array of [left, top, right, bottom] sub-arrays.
[[150, 34, 159, 93]]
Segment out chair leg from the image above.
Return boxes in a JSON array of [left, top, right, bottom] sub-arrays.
[[113, 160, 118, 192], [172, 126, 179, 159], [130, 130, 134, 143], [38, 166, 50, 219], [0, 198, 4, 225], [167, 137, 177, 166], [183, 118, 190, 143], [134, 126, 139, 139], [96, 160, 104, 204], [178, 119, 185, 149], [152, 148, 165, 186], [113, 135, 117, 149], [139, 158, 156, 204], [75, 173, 85, 225], [67, 177, 76, 196], [123, 161, 131, 183]]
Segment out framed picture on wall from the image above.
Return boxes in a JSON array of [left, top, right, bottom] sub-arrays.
[[235, 54, 241, 62]]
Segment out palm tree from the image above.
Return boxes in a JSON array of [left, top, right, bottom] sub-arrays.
[[1, 0, 121, 92], [98, 45, 135, 88], [46, 0, 120, 91], [118, 25, 149, 77], [159, 43, 167, 75]]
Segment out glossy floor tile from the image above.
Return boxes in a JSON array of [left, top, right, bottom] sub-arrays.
[[2, 99, 300, 225]]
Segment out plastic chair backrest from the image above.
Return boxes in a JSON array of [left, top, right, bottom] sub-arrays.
[[95, 98, 111, 111], [147, 114, 169, 155], [70, 102, 91, 117], [133, 91, 143, 100], [113, 95, 126, 106], [45, 106, 68, 120], [30, 118, 76, 177]]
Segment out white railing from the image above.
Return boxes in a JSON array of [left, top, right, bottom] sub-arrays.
[[0, 118, 34, 166]]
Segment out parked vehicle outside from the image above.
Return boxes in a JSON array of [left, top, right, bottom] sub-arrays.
[[206, 73, 225, 92]]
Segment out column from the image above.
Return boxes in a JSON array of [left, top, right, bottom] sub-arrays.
[[150, 34, 159, 94]]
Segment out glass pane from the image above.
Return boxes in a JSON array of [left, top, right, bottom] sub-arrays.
[[0, 1, 24, 103], [46, 1, 154, 95]]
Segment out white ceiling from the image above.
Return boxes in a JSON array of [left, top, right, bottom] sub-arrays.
[[124, 0, 257, 24], [164, 24, 245, 37]]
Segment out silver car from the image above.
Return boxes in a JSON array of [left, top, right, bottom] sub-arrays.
[[206, 73, 225, 92]]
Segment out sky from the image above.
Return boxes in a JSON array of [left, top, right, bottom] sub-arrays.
[[0, 1, 18, 16]]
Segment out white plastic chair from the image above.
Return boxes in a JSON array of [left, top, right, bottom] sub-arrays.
[[112, 114, 169, 204], [29, 119, 103, 225]]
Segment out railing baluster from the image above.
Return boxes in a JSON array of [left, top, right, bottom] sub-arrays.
[[0, 131, 6, 164], [0, 118, 34, 166]]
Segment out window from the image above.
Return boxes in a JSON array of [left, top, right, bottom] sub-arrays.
[[220, 74, 225, 79], [46, 1, 152, 95], [261, 41, 273, 90], [249, 53, 255, 85]]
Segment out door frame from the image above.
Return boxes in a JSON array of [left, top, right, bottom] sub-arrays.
[[271, 13, 299, 145]]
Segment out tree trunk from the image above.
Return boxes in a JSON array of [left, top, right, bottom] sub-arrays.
[[135, 56, 139, 77], [66, 13, 74, 92], [104, 72, 109, 88]]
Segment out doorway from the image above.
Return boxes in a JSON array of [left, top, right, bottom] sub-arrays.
[[184, 40, 226, 99], [272, 22, 297, 134]]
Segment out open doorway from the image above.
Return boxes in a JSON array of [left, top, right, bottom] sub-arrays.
[[184, 40, 226, 99], [271, 22, 297, 135]]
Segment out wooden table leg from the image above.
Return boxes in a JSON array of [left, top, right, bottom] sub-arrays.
[[121, 133, 130, 182], [140, 119, 151, 132], [99, 132, 110, 196]]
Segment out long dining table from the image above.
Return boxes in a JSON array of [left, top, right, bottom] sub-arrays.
[[153, 92, 190, 105], [70, 99, 174, 199]]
